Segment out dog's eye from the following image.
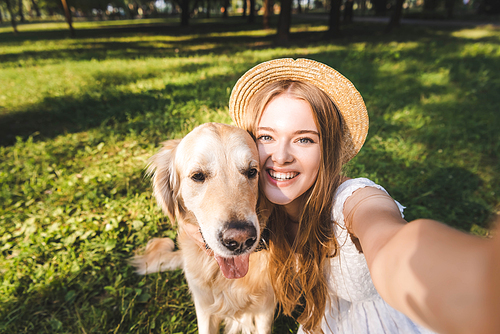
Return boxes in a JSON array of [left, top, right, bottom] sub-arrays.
[[247, 168, 258, 179], [191, 172, 206, 182]]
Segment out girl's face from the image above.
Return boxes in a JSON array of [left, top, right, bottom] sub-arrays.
[[256, 94, 321, 219]]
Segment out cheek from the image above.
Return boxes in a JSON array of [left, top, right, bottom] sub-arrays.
[[303, 150, 321, 181], [258, 144, 268, 168]]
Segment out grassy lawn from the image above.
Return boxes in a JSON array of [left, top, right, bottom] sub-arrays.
[[1, 16, 499, 333]]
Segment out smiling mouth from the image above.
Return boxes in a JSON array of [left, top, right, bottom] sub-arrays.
[[268, 170, 299, 181]]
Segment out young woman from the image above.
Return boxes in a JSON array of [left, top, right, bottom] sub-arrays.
[[189, 58, 500, 333]]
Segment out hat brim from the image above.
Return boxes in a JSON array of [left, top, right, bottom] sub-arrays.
[[229, 58, 369, 164]]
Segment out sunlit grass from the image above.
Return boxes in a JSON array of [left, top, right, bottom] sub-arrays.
[[0, 17, 180, 34], [1, 18, 499, 333], [451, 25, 500, 40]]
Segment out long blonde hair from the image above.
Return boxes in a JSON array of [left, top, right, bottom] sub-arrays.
[[243, 80, 345, 333]]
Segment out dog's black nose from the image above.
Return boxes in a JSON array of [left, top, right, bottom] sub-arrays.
[[219, 221, 257, 253]]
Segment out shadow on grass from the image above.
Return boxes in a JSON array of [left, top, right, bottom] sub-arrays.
[[353, 140, 493, 231], [0, 250, 197, 333], [2, 24, 499, 216], [3, 16, 498, 66], [0, 63, 237, 146], [1, 20, 499, 333], [0, 17, 256, 41], [2, 23, 498, 144]]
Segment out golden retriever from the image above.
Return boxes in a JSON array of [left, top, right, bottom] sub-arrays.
[[131, 123, 275, 334]]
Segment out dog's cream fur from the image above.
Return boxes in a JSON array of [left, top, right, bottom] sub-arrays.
[[131, 123, 275, 334]]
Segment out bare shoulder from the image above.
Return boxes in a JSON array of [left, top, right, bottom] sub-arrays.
[[343, 186, 396, 221]]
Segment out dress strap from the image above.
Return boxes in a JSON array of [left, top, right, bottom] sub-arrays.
[[332, 178, 405, 229]]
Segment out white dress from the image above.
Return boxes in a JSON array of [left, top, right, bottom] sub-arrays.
[[298, 178, 436, 334]]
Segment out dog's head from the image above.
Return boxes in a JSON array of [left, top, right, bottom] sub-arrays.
[[147, 123, 261, 279]]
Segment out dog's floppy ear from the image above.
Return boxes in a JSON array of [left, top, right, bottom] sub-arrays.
[[146, 139, 182, 224]]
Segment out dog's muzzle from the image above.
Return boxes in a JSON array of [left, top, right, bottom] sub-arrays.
[[200, 226, 269, 253]]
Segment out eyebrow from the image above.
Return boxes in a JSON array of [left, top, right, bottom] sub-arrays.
[[257, 127, 319, 136]]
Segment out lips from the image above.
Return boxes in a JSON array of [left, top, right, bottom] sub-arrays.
[[268, 169, 299, 181]]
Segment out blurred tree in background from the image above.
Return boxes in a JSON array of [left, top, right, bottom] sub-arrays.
[[0, 0, 498, 42]]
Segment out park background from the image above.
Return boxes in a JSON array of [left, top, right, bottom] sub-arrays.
[[1, 0, 499, 332]]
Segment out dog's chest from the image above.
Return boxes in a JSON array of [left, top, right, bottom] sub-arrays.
[[184, 251, 272, 311]]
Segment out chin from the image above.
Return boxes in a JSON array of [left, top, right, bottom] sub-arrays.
[[264, 189, 295, 206]]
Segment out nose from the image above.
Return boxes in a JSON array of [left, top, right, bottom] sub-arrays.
[[272, 141, 294, 165], [219, 221, 257, 254]]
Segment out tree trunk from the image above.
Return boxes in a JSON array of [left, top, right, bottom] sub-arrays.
[[385, 0, 404, 32], [423, 0, 438, 11], [222, 0, 229, 17], [206, 0, 210, 18], [30, 0, 41, 17], [180, 0, 189, 25], [248, 0, 255, 22], [242, 0, 247, 17], [60, 0, 75, 36], [343, 0, 353, 22], [327, 0, 341, 38], [372, 0, 387, 16], [296, 0, 302, 13], [5, 0, 19, 34], [445, 0, 455, 18], [359, 0, 366, 15], [277, 0, 292, 44], [0, 7, 3, 23], [263, 0, 270, 28], [18, 0, 25, 22], [190, 0, 200, 15]]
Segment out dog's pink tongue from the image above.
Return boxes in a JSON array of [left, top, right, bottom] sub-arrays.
[[214, 254, 250, 279]]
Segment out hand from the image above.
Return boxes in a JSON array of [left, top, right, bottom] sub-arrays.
[[181, 223, 214, 256]]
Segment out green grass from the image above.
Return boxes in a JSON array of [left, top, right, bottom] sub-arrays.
[[1, 16, 499, 333]]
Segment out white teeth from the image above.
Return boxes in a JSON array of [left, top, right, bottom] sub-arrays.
[[269, 170, 298, 181]]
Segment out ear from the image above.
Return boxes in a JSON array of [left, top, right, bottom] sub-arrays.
[[146, 139, 182, 224]]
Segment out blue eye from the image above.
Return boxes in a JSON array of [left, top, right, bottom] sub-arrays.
[[298, 137, 314, 144], [258, 135, 272, 141]]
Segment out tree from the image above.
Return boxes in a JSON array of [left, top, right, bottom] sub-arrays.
[[248, 0, 255, 22], [179, 0, 189, 25], [371, 0, 387, 16], [276, 0, 292, 43], [477, 0, 500, 14], [358, 0, 367, 15], [222, 0, 229, 17], [385, 0, 405, 32], [423, 0, 439, 11], [343, 0, 353, 22], [60, 0, 75, 36], [3, 0, 18, 34], [18, 0, 25, 22], [327, 0, 341, 38], [190, 0, 202, 16], [263, 0, 272, 29], [30, 0, 41, 17], [445, 0, 458, 18]]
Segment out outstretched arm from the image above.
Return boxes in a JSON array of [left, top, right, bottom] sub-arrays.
[[345, 186, 499, 334]]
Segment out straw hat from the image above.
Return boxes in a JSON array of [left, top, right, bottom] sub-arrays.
[[229, 58, 369, 164]]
